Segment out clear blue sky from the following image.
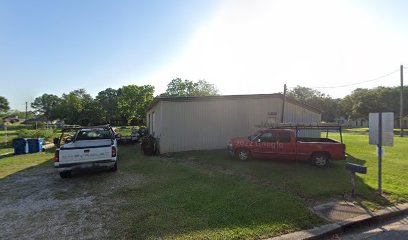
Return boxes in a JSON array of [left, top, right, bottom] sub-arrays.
[[1, 0, 408, 111]]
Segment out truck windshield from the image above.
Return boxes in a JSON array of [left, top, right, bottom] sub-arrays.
[[75, 129, 112, 141]]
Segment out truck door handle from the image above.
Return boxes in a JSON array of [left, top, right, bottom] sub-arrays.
[[84, 149, 90, 153]]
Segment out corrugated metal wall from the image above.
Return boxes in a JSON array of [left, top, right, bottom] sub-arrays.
[[284, 101, 322, 138], [148, 96, 321, 153]]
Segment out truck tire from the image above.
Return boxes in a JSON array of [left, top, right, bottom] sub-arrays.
[[59, 171, 71, 178], [236, 149, 250, 161], [312, 153, 328, 167]]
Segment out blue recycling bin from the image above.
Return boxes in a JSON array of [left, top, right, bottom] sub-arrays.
[[12, 138, 28, 155], [27, 138, 44, 153]]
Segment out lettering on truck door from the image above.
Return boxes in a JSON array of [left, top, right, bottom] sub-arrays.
[[253, 132, 280, 158], [276, 131, 297, 160]]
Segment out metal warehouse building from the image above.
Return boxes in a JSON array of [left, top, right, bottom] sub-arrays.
[[147, 94, 321, 153]]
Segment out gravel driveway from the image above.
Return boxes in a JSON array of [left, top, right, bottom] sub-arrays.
[[0, 160, 143, 240]]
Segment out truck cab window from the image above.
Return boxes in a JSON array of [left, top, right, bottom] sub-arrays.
[[278, 132, 291, 143], [259, 132, 277, 142]]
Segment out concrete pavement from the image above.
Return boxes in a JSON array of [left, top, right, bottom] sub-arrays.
[[329, 212, 408, 239], [269, 202, 408, 240]]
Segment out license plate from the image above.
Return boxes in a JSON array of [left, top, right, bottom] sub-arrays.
[[81, 163, 93, 168]]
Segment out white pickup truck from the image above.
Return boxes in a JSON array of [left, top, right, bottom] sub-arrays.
[[54, 125, 118, 178]]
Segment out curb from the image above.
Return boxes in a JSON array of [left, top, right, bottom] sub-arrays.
[[269, 202, 408, 240]]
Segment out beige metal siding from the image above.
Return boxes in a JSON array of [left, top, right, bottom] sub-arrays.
[[151, 96, 320, 153], [284, 101, 321, 137]]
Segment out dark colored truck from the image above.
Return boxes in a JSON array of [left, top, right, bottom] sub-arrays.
[[227, 126, 346, 167]]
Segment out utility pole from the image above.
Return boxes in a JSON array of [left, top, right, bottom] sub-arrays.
[[400, 65, 404, 137], [281, 84, 287, 123], [25, 102, 28, 120]]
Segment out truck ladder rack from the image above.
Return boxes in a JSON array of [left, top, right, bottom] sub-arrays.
[[268, 123, 344, 142]]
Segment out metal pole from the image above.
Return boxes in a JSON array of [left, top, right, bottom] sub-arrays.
[[25, 102, 28, 120], [351, 172, 356, 198], [378, 112, 382, 194], [400, 65, 404, 137], [281, 84, 287, 123], [4, 124, 7, 146]]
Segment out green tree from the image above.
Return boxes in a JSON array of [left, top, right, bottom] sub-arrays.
[[338, 86, 408, 121], [96, 88, 119, 123], [287, 86, 339, 122], [0, 96, 10, 113], [31, 94, 62, 121], [79, 98, 106, 126], [161, 78, 219, 97], [117, 85, 155, 124], [59, 89, 93, 124]]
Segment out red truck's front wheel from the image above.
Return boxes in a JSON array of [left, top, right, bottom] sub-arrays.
[[236, 149, 250, 161]]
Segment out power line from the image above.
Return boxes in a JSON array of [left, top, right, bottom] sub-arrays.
[[307, 69, 400, 89]]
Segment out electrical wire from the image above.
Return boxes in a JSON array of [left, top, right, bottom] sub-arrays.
[[306, 69, 400, 89]]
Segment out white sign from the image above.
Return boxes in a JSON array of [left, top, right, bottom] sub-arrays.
[[376, 146, 385, 157], [369, 112, 394, 146]]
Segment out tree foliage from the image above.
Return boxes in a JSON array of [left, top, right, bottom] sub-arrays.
[[96, 88, 119, 123], [161, 78, 219, 97], [31, 94, 62, 120], [339, 86, 408, 120], [0, 96, 10, 113], [117, 85, 155, 124], [287, 86, 339, 122]]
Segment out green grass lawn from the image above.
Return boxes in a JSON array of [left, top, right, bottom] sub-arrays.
[[331, 132, 408, 203], [0, 149, 54, 179], [111, 146, 322, 239], [345, 127, 408, 134], [0, 148, 14, 155], [167, 132, 408, 209]]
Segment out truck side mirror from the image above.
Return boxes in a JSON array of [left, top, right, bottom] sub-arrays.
[[65, 136, 72, 144]]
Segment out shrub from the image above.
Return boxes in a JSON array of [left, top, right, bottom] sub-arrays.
[[31, 122, 45, 129], [16, 129, 58, 141]]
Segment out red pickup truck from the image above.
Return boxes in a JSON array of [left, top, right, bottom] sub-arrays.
[[227, 129, 346, 167]]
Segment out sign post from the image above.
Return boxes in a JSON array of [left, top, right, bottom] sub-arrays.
[[378, 112, 382, 194], [369, 112, 394, 194], [4, 124, 7, 146]]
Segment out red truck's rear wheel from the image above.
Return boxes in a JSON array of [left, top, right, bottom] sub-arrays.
[[236, 149, 250, 161], [312, 153, 328, 167]]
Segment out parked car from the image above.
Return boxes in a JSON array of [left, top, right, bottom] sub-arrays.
[[227, 128, 346, 167], [54, 125, 118, 178]]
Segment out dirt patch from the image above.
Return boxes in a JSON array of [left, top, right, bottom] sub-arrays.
[[0, 161, 145, 239]]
